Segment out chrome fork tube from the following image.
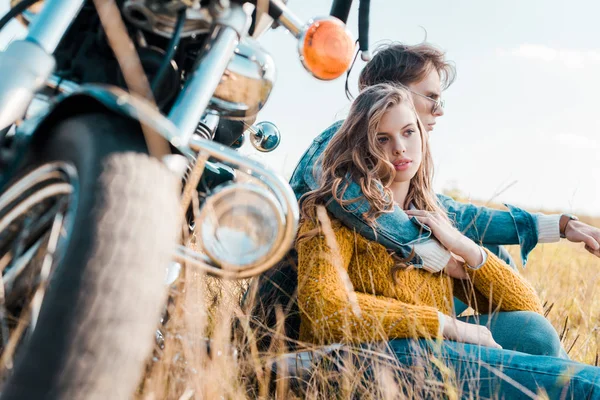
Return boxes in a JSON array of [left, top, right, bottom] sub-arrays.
[[0, 0, 84, 130], [26, 0, 85, 53], [167, 5, 249, 147]]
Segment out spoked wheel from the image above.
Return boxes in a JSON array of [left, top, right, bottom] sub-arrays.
[[0, 162, 78, 372], [0, 113, 180, 400]]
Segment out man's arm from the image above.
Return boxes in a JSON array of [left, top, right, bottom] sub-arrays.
[[436, 194, 557, 265], [437, 194, 600, 261]]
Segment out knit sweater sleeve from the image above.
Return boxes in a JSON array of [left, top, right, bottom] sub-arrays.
[[458, 247, 544, 314], [297, 219, 441, 344]]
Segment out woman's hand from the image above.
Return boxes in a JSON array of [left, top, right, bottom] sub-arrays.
[[442, 317, 502, 349], [444, 253, 468, 280], [405, 210, 483, 268]]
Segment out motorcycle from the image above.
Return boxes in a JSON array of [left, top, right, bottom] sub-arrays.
[[0, 0, 369, 398]]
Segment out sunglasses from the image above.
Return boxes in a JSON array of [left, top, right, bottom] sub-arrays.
[[397, 83, 445, 114]]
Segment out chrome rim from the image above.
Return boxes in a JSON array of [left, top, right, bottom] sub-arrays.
[[0, 162, 78, 373]]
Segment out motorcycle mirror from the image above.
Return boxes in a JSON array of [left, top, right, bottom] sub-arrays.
[[248, 121, 281, 152]]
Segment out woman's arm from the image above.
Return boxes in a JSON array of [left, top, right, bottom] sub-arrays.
[[406, 210, 544, 315], [297, 215, 441, 344], [299, 213, 505, 348], [462, 249, 544, 314]]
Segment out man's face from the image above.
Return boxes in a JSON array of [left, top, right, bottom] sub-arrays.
[[407, 68, 444, 133]]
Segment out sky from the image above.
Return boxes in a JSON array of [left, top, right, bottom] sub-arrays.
[[242, 0, 600, 217], [1, 0, 598, 216]]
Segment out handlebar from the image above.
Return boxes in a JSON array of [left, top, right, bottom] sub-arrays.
[[358, 0, 371, 60], [329, 0, 353, 23], [329, 0, 370, 60]]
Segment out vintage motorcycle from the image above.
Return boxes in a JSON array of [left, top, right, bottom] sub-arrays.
[[0, 0, 370, 398]]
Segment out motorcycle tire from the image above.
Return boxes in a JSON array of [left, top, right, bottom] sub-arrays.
[[0, 113, 180, 399]]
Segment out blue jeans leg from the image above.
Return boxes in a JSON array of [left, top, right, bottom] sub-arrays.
[[459, 311, 566, 358], [384, 339, 600, 399]]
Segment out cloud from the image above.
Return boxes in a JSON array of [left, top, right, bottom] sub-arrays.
[[551, 133, 599, 150], [496, 44, 600, 69]]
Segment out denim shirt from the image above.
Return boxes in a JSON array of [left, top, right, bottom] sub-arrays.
[[290, 121, 539, 266]]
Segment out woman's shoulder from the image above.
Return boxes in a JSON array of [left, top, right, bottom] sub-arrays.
[[298, 214, 350, 235], [298, 214, 377, 252]]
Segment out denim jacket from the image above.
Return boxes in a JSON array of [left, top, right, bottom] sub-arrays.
[[290, 121, 539, 267]]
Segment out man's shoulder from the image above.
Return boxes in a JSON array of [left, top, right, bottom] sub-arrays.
[[315, 120, 345, 142], [290, 119, 346, 198], [328, 119, 345, 131]]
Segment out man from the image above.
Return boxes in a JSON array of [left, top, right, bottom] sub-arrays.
[[249, 42, 600, 350], [291, 42, 600, 270]]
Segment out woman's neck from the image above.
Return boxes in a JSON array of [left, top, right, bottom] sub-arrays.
[[390, 181, 410, 209]]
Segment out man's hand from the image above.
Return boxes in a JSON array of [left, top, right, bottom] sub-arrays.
[[565, 220, 600, 257]]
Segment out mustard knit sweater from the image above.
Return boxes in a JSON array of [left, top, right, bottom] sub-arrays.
[[296, 217, 544, 346]]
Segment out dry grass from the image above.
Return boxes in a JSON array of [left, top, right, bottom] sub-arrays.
[[136, 214, 600, 399], [513, 216, 600, 365]]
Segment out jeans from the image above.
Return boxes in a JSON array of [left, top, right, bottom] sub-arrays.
[[459, 311, 565, 358], [383, 339, 599, 399], [297, 330, 591, 399]]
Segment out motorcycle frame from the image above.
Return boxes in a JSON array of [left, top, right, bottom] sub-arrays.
[[0, 0, 300, 278]]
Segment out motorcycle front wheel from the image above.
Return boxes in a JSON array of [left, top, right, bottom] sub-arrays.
[[0, 113, 180, 399]]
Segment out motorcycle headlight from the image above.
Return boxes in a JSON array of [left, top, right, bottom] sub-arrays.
[[198, 182, 285, 269]]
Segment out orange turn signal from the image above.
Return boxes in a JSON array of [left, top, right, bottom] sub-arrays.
[[298, 17, 355, 81]]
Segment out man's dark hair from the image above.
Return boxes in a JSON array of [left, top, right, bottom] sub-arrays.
[[358, 42, 456, 91]]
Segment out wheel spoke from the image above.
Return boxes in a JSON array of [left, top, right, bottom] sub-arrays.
[[0, 305, 30, 372], [11, 199, 65, 259], [0, 264, 7, 351], [3, 238, 44, 294], [9, 215, 35, 268], [0, 162, 77, 380], [0, 238, 44, 353], [30, 206, 65, 331], [0, 183, 72, 234]]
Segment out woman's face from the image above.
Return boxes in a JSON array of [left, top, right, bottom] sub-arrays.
[[376, 102, 423, 184]]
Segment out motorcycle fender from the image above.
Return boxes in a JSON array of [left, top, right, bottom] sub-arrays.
[[4, 84, 237, 191], [17, 84, 195, 158]]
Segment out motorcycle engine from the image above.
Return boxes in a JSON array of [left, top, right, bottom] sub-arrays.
[[122, 0, 213, 38]]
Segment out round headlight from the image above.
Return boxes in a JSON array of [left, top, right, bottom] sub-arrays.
[[198, 183, 285, 269]]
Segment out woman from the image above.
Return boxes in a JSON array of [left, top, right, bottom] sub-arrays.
[[296, 84, 600, 398], [250, 42, 572, 356]]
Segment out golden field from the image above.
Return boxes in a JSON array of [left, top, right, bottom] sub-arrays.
[[511, 216, 600, 366], [138, 213, 600, 399]]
